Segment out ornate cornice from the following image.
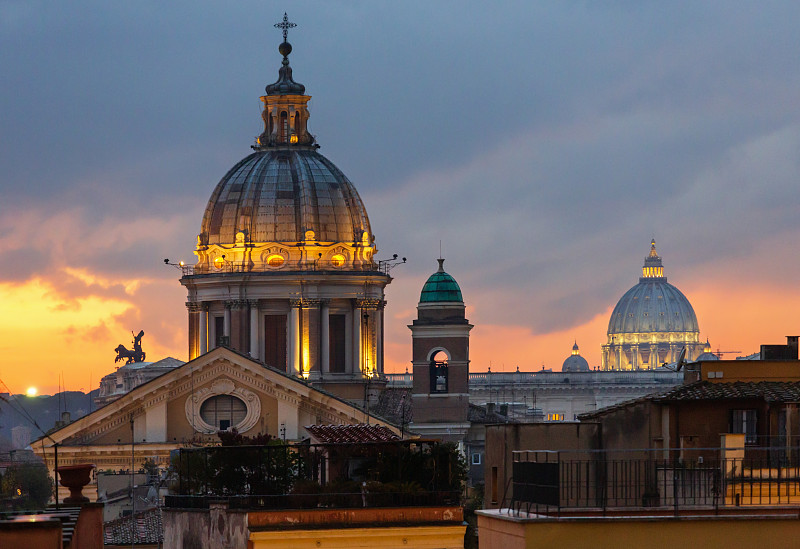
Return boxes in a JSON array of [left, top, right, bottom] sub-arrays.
[[290, 298, 322, 308], [356, 298, 383, 310]]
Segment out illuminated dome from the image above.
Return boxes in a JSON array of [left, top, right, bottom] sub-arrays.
[[562, 342, 590, 372], [695, 339, 720, 361], [181, 18, 390, 394], [420, 259, 463, 303], [200, 150, 372, 246], [193, 35, 376, 273], [601, 240, 704, 370]]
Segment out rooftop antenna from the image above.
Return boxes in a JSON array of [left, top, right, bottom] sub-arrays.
[[439, 240, 442, 260]]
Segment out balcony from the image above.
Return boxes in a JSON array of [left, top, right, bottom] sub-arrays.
[[504, 446, 800, 517]]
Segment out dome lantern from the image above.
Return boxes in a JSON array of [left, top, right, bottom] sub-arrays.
[[641, 239, 665, 281], [256, 13, 314, 149]]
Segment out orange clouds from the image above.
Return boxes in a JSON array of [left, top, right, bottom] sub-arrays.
[[0, 271, 187, 395]]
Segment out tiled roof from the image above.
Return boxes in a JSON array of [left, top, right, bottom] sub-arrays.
[[656, 381, 800, 402], [305, 424, 400, 443], [104, 507, 162, 546], [579, 380, 800, 421], [467, 404, 511, 424], [372, 387, 412, 425]]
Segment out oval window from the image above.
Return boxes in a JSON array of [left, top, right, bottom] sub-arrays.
[[213, 257, 225, 269], [200, 395, 247, 431], [267, 254, 285, 268], [331, 254, 346, 267]]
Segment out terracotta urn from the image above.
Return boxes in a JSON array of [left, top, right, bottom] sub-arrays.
[[57, 463, 96, 504]]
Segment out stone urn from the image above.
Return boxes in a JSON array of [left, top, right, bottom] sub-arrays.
[[57, 463, 96, 504]]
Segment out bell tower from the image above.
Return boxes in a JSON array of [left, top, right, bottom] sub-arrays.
[[409, 259, 472, 442]]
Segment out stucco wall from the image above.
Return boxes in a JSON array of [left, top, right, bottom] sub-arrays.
[[484, 422, 601, 509], [478, 511, 800, 549], [163, 505, 249, 549]]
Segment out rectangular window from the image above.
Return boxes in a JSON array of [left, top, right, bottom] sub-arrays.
[[731, 409, 758, 444], [329, 314, 346, 373], [547, 412, 565, 422], [214, 316, 225, 347], [264, 315, 287, 372], [472, 453, 482, 466]]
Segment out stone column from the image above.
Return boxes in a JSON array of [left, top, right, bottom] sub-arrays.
[[289, 300, 301, 376], [249, 300, 259, 360], [320, 300, 330, 374], [187, 302, 201, 360], [353, 303, 362, 375], [357, 299, 381, 377], [375, 302, 384, 375], [223, 303, 232, 339], [199, 305, 208, 355]]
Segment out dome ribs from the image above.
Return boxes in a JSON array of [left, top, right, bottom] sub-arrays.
[[296, 152, 321, 241], [198, 150, 375, 257]]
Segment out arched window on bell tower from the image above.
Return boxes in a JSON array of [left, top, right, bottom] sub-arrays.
[[430, 349, 449, 393]]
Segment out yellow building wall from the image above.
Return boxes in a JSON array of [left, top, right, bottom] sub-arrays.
[[699, 359, 800, 383], [250, 524, 466, 549], [478, 512, 800, 549]]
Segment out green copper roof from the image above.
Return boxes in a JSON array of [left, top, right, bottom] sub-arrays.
[[420, 259, 463, 303]]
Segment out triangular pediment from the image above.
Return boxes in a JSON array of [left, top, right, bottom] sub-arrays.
[[36, 347, 397, 448]]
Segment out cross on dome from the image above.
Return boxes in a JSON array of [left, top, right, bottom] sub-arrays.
[[274, 12, 296, 42]]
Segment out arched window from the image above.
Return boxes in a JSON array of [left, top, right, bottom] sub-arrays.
[[200, 395, 247, 431], [280, 111, 288, 143], [430, 350, 449, 394]]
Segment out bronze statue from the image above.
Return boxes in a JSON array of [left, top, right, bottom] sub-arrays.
[[114, 330, 146, 364]]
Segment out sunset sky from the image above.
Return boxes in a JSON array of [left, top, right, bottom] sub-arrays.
[[2, 2, 799, 395]]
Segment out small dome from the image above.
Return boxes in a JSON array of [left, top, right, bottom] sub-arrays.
[[562, 342, 590, 372], [420, 259, 463, 303]]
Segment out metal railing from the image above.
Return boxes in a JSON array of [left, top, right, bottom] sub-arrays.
[[507, 447, 800, 516], [384, 369, 683, 388], [165, 490, 460, 511], [178, 259, 393, 277]]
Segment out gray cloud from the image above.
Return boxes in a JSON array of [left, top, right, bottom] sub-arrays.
[[2, 1, 800, 362]]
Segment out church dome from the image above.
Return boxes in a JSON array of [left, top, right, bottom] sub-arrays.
[[200, 149, 371, 246], [192, 32, 377, 273], [562, 342, 590, 372], [602, 240, 703, 370], [420, 259, 463, 303], [607, 241, 698, 335]]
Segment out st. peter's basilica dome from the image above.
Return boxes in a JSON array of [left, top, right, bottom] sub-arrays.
[[601, 240, 704, 370]]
